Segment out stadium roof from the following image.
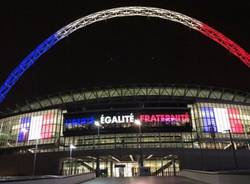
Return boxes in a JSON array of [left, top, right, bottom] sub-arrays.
[[1, 84, 249, 117]]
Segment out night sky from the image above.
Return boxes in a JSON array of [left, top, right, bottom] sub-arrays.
[[0, 0, 250, 110]]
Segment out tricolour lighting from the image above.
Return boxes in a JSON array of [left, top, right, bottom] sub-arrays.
[[0, 6, 249, 105]]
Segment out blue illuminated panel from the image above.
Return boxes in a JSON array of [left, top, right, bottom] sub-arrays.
[[64, 116, 95, 129], [18, 117, 31, 142], [200, 107, 218, 133]]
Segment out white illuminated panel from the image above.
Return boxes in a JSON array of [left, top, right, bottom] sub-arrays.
[[214, 108, 231, 133], [28, 116, 43, 140]]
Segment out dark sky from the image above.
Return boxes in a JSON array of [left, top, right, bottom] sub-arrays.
[[0, 0, 250, 109]]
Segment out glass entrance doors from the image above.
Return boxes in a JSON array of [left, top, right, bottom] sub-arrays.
[[62, 154, 180, 177]]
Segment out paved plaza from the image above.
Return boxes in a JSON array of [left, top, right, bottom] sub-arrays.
[[81, 176, 206, 184]]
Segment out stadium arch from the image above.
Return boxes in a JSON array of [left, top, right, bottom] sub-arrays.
[[0, 6, 249, 104]]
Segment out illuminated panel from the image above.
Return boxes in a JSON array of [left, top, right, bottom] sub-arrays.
[[200, 107, 217, 133], [139, 113, 190, 125], [64, 116, 95, 130], [81, 117, 94, 125], [28, 116, 43, 140], [73, 118, 80, 128], [41, 113, 54, 139], [18, 117, 31, 142], [227, 108, 244, 133], [240, 109, 250, 134], [214, 108, 231, 133], [64, 118, 71, 129]]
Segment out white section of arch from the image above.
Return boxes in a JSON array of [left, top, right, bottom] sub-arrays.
[[56, 6, 202, 39]]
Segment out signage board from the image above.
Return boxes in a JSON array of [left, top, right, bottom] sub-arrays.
[[63, 109, 192, 136]]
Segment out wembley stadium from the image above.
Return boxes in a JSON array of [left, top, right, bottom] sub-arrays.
[[0, 84, 250, 177], [0, 5, 250, 180]]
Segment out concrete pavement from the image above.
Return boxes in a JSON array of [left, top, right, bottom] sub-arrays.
[[81, 176, 207, 184]]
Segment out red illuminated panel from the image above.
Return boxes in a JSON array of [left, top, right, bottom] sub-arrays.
[[227, 108, 244, 133], [139, 113, 190, 125], [41, 124, 53, 139], [41, 113, 54, 139], [43, 113, 53, 124]]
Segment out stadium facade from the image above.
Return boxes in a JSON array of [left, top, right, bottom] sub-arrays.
[[0, 84, 250, 177]]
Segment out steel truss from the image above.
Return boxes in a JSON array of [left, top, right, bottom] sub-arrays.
[[11, 84, 250, 114], [0, 6, 249, 105]]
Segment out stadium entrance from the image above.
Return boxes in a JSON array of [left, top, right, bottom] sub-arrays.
[[62, 154, 180, 177]]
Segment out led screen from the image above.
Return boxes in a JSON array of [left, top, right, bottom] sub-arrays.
[[63, 109, 192, 135]]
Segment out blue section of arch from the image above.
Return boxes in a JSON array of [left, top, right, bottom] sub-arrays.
[[0, 34, 59, 104]]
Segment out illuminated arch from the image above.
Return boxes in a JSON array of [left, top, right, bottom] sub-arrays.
[[0, 6, 249, 104]]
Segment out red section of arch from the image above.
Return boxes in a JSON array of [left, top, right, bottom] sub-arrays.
[[199, 23, 250, 67]]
